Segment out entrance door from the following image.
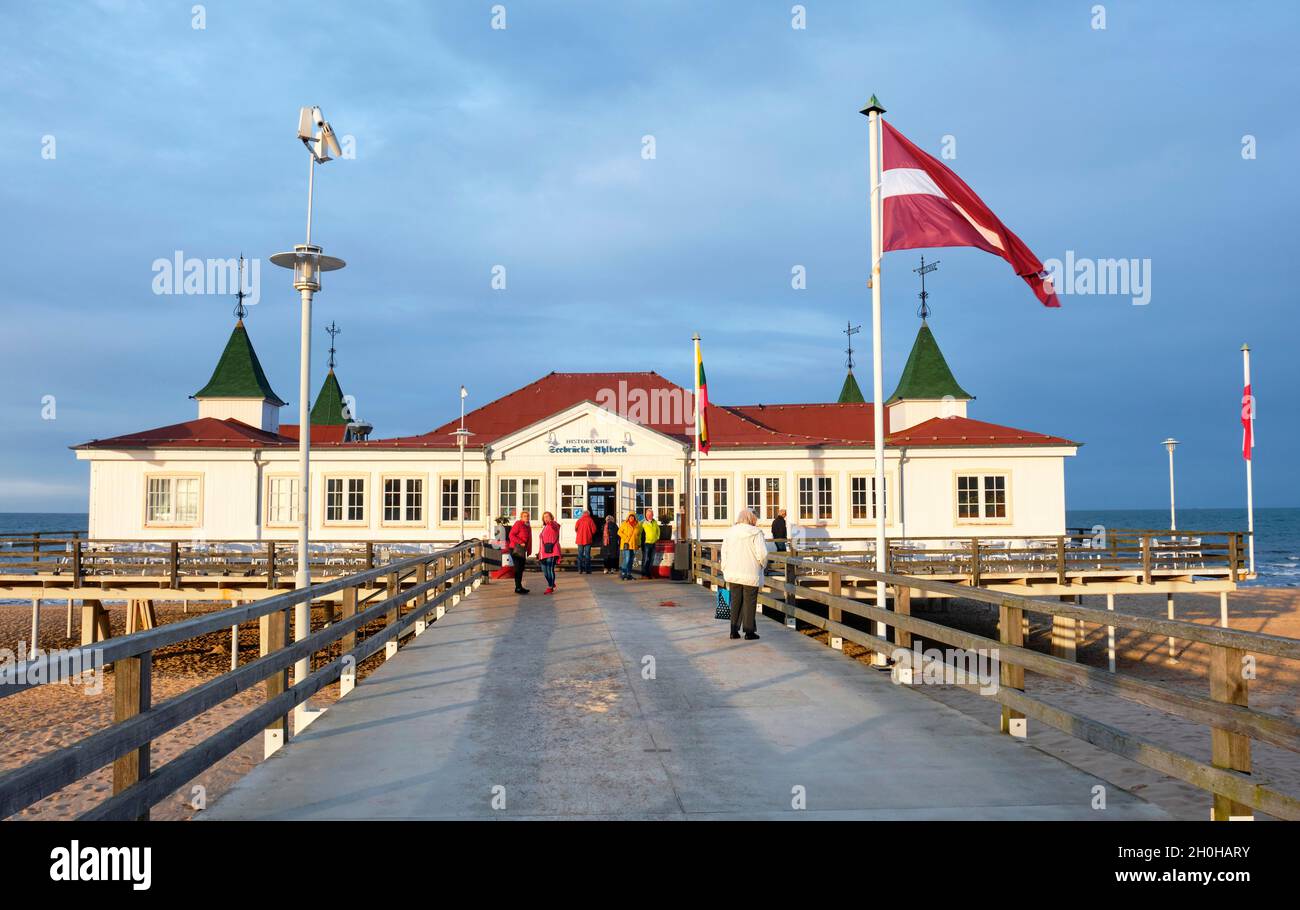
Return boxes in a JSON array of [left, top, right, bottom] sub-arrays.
[[587, 483, 616, 522]]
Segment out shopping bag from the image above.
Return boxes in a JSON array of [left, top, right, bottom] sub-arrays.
[[715, 585, 731, 620]]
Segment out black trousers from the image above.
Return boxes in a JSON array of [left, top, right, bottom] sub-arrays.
[[512, 549, 527, 590], [728, 583, 758, 634]]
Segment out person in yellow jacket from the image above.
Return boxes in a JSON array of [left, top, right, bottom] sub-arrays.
[[639, 509, 662, 578], [617, 512, 643, 580]]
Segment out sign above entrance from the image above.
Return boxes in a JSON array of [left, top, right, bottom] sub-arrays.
[[546, 429, 631, 456]]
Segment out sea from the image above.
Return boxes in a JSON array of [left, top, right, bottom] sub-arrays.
[[1, 508, 1297, 586]]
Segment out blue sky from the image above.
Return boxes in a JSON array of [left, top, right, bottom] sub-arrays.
[[1, 0, 1296, 512]]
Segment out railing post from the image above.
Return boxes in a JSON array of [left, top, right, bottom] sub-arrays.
[[1209, 645, 1252, 820], [262, 606, 290, 757], [365, 542, 375, 571], [827, 567, 843, 650], [783, 555, 797, 629], [385, 570, 399, 659], [111, 650, 152, 820], [998, 600, 1026, 738], [1141, 534, 1152, 584], [1051, 595, 1077, 662], [340, 585, 358, 696], [267, 541, 277, 589], [1228, 533, 1240, 582], [72, 538, 82, 586], [970, 537, 981, 587], [895, 584, 912, 651], [168, 541, 179, 589], [1056, 535, 1066, 586]]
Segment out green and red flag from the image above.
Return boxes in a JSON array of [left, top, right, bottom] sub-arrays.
[[695, 340, 711, 454]]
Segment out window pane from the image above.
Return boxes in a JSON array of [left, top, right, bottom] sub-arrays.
[[522, 478, 540, 519], [407, 478, 423, 522], [464, 478, 480, 523], [441, 479, 458, 522]]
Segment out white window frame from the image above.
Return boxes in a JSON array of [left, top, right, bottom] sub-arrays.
[[849, 474, 889, 524], [797, 474, 834, 523], [634, 476, 676, 519], [698, 476, 729, 523], [144, 473, 202, 527], [324, 475, 368, 527], [439, 476, 483, 525], [265, 474, 298, 527], [381, 474, 426, 527], [744, 475, 782, 521], [954, 472, 1011, 524]]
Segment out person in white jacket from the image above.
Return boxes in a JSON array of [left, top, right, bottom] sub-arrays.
[[719, 508, 770, 640]]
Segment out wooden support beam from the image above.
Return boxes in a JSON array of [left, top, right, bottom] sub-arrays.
[[1209, 646, 1252, 820], [999, 601, 1026, 737], [1051, 595, 1076, 661], [895, 585, 912, 651], [80, 599, 109, 646], [111, 652, 151, 821], [261, 607, 290, 757]]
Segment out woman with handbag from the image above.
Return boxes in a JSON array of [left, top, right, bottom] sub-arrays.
[[508, 511, 532, 595], [535, 511, 562, 595]]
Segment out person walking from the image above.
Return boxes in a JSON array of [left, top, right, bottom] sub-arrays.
[[720, 508, 769, 640], [617, 512, 642, 580], [602, 514, 619, 574], [574, 509, 597, 575], [771, 508, 789, 552], [508, 511, 533, 594], [639, 508, 661, 578], [536, 511, 562, 595]]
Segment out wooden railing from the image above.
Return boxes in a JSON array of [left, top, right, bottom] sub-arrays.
[[692, 542, 1298, 820], [0, 537, 453, 584], [782, 528, 1250, 583], [0, 540, 489, 820]]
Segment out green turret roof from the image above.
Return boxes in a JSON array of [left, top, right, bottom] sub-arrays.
[[310, 369, 349, 426], [193, 321, 286, 406], [837, 370, 865, 403], [887, 322, 972, 403]]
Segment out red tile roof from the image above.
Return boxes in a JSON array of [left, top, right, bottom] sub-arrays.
[[76, 417, 292, 449], [78, 373, 1078, 451], [279, 424, 347, 444]]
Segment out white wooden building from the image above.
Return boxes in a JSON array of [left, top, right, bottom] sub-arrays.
[[75, 318, 1078, 544]]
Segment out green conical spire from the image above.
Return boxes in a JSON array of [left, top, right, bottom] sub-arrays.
[[837, 370, 865, 403], [194, 321, 286, 406], [887, 322, 972, 403], [310, 369, 349, 426]]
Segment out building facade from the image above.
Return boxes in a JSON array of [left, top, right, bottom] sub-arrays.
[[75, 318, 1078, 544]]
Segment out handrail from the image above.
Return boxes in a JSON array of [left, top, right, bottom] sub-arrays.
[[691, 542, 1298, 821], [0, 539, 489, 820]]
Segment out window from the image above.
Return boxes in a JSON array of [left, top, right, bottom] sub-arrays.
[[956, 474, 1008, 520], [798, 476, 833, 521], [635, 478, 676, 517], [441, 478, 481, 523], [383, 477, 423, 524], [266, 477, 298, 525], [698, 477, 729, 522], [745, 476, 781, 520], [850, 475, 887, 521], [146, 476, 199, 525], [560, 482, 585, 519], [326, 477, 366, 523], [499, 477, 541, 520]]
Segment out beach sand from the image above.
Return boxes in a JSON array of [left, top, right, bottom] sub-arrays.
[[807, 586, 1300, 820], [0, 600, 387, 820]]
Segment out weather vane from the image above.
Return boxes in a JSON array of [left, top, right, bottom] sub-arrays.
[[914, 255, 939, 320], [233, 254, 249, 321], [843, 321, 861, 370], [325, 320, 341, 370]]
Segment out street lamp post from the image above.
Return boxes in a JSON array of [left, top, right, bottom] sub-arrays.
[[1162, 438, 1179, 532], [452, 386, 473, 541], [270, 106, 346, 740]]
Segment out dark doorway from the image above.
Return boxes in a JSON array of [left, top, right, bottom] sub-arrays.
[[588, 483, 616, 521]]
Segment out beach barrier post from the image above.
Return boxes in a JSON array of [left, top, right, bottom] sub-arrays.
[[1209, 645, 1252, 820], [1219, 592, 1229, 629], [1106, 593, 1116, 673], [262, 606, 290, 757], [30, 599, 39, 655], [385, 571, 399, 659], [111, 651, 151, 821], [1051, 595, 1076, 661], [998, 599, 1026, 738]]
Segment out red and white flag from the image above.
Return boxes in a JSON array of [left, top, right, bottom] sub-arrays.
[[1242, 383, 1254, 461], [882, 121, 1059, 307]]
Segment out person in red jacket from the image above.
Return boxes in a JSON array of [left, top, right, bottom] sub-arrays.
[[535, 512, 562, 594], [508, 511, 533, 594], [574, 509, 597, 575]]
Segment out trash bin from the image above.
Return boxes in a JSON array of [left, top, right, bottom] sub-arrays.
[[655, 540, 675, 578]]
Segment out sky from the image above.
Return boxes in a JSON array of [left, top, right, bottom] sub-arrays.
[[1, 0, 1296, 512]]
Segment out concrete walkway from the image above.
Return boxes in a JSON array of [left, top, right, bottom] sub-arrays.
[[206, 573, 1169, 820]]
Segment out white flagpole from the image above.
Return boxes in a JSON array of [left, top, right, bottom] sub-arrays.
[[863, 96, 888, 667], [1242, 343, 1255, 576], [693, 333, 702, 559]]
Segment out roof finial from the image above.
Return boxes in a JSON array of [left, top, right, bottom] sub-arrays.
[[325, 320, 341, 371], [914, 255, 939, 321], [233, 254, 249, 323], [843, 320, 861, 370]]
